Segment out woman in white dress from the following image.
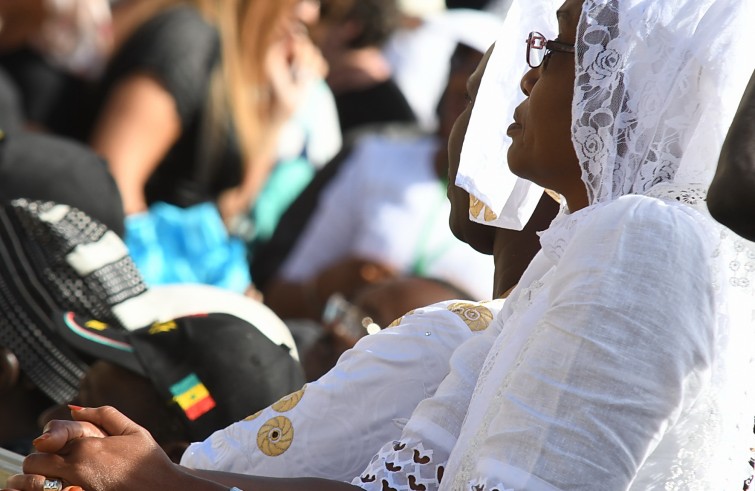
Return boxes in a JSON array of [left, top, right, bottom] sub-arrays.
[[5, 0, 754, 489]]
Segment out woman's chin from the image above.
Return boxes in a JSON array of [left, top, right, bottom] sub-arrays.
[[506, 152, 528, 181]]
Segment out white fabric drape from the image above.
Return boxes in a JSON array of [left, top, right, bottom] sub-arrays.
[[455, 0, 561, 230]]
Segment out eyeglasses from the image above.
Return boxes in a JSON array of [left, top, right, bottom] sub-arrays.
[[526, 31, 575, 69]]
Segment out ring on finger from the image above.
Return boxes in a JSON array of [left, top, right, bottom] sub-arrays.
[[43, 478, 63, 491]]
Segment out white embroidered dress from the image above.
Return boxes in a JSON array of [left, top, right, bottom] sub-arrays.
[[352, 0, 755, 489]]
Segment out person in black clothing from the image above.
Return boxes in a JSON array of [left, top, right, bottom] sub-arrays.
[[71, 0, 310, 225], [311, 0, 416, 136]]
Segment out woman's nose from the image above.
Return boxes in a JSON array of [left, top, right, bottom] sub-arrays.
[[520, 67, 540, 96]]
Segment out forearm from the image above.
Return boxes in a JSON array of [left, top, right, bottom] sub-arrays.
[[242, 122, 285, 198], [90, 74, 181, 215], [264, 258, 395, 320], [187, 468, 361, 491]]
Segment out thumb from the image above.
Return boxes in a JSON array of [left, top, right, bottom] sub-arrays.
[[70, 406, 146, 437]]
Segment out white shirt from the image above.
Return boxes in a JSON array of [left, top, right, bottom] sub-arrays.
[[354, 195, 754, 490], [279, 133, 495, 300], [383, 9, 503, 131], [180, 298, 506, 481]]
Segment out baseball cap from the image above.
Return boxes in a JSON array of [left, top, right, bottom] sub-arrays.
[[54, 311, 306, 441], [0, 199, 148, 403]]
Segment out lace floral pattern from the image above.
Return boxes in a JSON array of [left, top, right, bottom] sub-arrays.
[[573, 0, 729, 207], [467, 480, 513, 491], [354, 440, 445, 491]]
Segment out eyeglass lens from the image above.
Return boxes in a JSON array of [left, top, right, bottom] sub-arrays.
[[526, 32, 547, 68]]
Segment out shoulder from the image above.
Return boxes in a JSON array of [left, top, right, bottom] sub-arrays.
[[108, 6, 220, 124], [551, 195, 717, 288], [582, 195, 714, 252], [384, 298, 505, 333], [127, 6, 217, 54], [111, 5, 219, 83]]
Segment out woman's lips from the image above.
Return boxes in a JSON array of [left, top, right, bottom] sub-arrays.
[[506, 122, 522, 136]]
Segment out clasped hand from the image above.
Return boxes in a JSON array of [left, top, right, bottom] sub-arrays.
[[2, 406, 180, 491]]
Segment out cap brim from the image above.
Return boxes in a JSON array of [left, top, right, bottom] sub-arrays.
[[52, 311, 145, 376]]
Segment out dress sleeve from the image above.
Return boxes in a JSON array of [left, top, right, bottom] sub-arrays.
[[352, 306, 504, 490], [180, 299, 503, 482], [107, 6, 219, 127], [452, 200, 718, 490]]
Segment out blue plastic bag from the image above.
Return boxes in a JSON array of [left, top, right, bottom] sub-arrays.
[[125, 202, 251, 293]]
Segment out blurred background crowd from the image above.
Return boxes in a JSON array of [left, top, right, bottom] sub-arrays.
[[0, 0, 513, 457]]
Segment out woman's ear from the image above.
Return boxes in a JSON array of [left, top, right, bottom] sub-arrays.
[[161, 440, 191, 464], [0, 347, 20, 395]]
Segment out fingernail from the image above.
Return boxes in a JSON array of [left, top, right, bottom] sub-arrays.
[[32, 432, 50, 445], [68, 404, 85, 411]]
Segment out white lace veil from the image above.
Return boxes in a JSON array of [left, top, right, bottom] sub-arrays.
[[574, 0, 755, 208]]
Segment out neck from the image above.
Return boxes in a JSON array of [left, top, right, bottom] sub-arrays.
[[491, 192, 561, 297], [563, 185, 590, 213]]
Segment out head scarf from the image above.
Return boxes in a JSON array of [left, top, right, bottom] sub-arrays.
[[573, 0, 755, 207], [457, 0, 755, 230]]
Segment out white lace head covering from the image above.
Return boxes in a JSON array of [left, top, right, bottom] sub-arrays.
[[569, 1, 755, 349], [574, 0, 755, 208], [457, 0, 755, 228]]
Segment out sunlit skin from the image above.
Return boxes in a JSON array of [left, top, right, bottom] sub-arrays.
[[508, 0, 588, 212]]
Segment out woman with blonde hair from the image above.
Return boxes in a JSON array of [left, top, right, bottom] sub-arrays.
[[98, 0, 306, 218], [82, 0, 315, 290]]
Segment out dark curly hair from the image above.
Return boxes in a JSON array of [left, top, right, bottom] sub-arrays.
[[319, 0, 400, 48]]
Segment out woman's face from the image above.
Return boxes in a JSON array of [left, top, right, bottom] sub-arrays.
[[508, 0, 587, 211]]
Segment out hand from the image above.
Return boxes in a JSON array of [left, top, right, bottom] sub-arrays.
[[216, 187, 249, 230], [4, 407, 182, 491], [265, 25, 324, 126], [314, 258, 397, 313]]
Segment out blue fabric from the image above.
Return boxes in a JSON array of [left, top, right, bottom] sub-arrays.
[[125, 202, 250, 293]]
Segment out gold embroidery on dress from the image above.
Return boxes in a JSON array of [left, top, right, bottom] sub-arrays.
[[447, 303, 494, 331], [257, 416, 294, 457], [271, 385, 307, 412], [388, 309, 417, 329]]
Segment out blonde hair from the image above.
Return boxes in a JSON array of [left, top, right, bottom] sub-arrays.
[[118, 0, 298, 166], [199, 0, 298, 166]]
